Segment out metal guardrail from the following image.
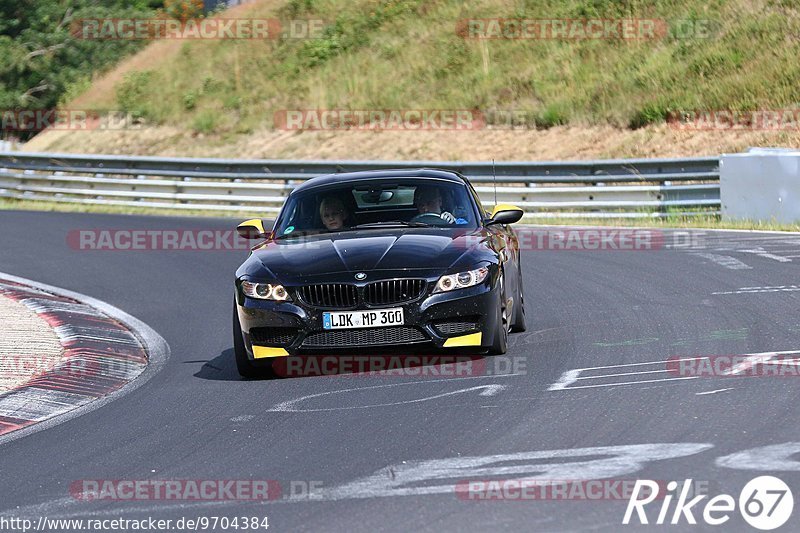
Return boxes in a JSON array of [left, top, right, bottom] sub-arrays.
[[0, 152, 720, 218]]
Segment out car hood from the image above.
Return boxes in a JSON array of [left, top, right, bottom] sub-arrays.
[[240, 228, 494, 283]]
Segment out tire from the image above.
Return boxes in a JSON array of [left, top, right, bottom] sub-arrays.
[[510, 262, 527, 333], [233, 301, 269, 379], [488, 274, 509, 355]]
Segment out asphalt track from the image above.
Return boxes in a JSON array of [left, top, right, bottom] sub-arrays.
[[1, 209, 800, 532]]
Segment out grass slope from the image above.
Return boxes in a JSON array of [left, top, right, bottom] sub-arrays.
[[70, 0, 800, 138]]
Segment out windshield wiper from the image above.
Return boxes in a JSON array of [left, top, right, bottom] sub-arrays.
[[353, 220, 430, 229]]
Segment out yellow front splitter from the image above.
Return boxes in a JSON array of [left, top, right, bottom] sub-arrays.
[[252, 346, 289, 359], [442, 332, 482, 347]]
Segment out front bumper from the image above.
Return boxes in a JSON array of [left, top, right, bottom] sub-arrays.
[[235, 280, 501, 360]]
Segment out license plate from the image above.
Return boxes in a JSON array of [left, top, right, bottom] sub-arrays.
[[323, 308, 404, 330]]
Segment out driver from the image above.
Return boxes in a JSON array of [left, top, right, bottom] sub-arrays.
[[413, 186, 455, 224], [319, 196, 349, 231]]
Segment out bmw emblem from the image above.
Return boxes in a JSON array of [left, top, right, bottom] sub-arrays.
[[355, 272, 367, 280]]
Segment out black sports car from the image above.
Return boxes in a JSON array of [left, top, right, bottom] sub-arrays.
[[233, 169, 525, 377]]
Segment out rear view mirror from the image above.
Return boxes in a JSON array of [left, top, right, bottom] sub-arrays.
[[362, 190, 394, 204], [237, 219, 268, 239], [486, 204, 524, 225]]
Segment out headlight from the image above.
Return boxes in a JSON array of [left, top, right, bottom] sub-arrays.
[[434, 266, 489, 293], [242, 280, 291, 301]]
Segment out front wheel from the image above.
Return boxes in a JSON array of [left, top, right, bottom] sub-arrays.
[[510, 263, 526, 332], [487, 276, 509, 355], [233, 301, 270, 379]]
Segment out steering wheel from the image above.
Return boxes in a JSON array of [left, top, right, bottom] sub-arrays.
[[409, 212, 451, 226]]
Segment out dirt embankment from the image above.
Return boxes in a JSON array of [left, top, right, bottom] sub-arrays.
[[22, 125, 800, 160]]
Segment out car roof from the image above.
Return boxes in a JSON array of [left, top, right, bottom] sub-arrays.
[[291, 168, 470, 194]]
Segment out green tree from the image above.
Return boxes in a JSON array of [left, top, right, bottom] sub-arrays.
[[0, 0, 163, 138]]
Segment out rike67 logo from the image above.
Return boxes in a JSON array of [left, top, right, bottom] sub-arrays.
[[624, 476, 793, 530]]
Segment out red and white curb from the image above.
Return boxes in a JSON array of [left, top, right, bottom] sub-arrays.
[[0, 273, 169, 444]]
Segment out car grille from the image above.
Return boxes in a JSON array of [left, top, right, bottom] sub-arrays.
[[364, 279, 426, 306], [301, 326, 428, 348], [298, 284, 358, 308], [433, 317, 481, 336], [298, 279, 427, 308], [249, 327, 298, 346]]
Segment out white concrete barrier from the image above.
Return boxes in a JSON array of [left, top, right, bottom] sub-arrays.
[[721, 148, 800, 223]]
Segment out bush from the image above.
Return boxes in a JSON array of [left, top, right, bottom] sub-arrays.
[[535, 105, 569, 129], [629, 104, 669, 129], [163, 0, 205, 21], [116, 71, 154, 118], [284, 0, 316, 17], [192, 110, 217, 133], [0, 0, 159, 138], [183, 90, 198, 110]]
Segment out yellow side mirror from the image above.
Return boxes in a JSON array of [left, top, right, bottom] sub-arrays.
[[237, 219, 268, 239], [487, 204, 524, 225]]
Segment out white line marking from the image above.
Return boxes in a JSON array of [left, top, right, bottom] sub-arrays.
[[547, 369, 581, 391], [713, 285, 800, 295], [692, 252, 752, 270], [268, 382, 509, 412], [696, 388, 733, 395], [548, 350, 800, 391], [723, 354, 777, 375], [738, 249, 793, 262], [4, 443, 715, 516], [478, 384, 506, 396], [717, 443, 800, 471], [566, 356, 708, 372], [575, 368, 671, 379], [721, 352, 800, 375], [557, 376, 699, 390], [308, 443, 714, 501]]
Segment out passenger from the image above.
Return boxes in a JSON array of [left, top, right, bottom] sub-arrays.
[[413, 186, 455, 223], [319, 196, 349, 231]]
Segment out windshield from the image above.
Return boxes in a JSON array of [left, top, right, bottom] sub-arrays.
[[274, 178, 480, 238]]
